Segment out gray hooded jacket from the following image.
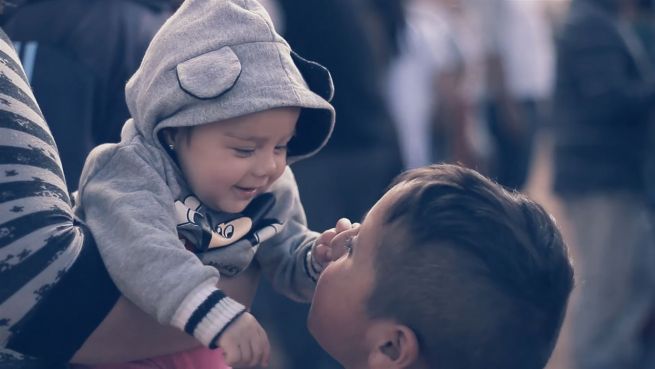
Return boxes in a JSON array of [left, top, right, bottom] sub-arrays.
[[75, 0, 335, 348]]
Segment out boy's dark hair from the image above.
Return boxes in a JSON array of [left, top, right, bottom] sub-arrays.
[[366, 164, 573, 369]]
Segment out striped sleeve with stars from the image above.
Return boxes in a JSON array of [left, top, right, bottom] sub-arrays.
[[0, 28, 119, 364]]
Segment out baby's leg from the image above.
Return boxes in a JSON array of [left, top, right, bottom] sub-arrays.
[[73, 347, 230, 369]]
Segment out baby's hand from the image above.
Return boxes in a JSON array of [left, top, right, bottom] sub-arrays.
[[313, 218, 357, 268], [217, 312, 270, 368]]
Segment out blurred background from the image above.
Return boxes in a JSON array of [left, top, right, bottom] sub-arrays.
[[2, 0, 654, 368]]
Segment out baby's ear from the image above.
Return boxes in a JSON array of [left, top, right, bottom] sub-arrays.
[[367, 322, 421, 369]]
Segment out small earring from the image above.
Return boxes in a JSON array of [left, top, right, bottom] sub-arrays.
[[168, 144, 175, 151]]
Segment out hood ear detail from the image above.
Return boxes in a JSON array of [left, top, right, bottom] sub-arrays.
[[177, 46, 242, 99]]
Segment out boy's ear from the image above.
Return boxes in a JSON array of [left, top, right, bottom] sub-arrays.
[[367, 322, 421, 369]]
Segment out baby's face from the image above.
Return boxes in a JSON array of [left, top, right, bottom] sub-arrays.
[[308, 187, 403, 367], [173, 107, 299, 213]]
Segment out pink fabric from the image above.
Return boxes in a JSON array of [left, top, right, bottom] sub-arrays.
[[75, 347, 230, 369]]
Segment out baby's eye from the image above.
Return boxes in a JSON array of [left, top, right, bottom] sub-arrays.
[[233, 148, 255, 157], [274, 145, 288, 154]]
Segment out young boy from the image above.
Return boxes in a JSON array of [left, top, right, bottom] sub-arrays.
[[309, 164, 574, 369]]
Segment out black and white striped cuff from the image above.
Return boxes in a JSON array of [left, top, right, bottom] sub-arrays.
[[172, 280, 246, 348]]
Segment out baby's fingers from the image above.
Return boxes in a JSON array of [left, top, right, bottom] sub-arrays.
[[316, 228, 336, 246], [221, 340, 242, 367], [313, 243, 333, 264], [241, 339, 257, 368], [255, 324, 271, 367], [335, 218, 353, 233]]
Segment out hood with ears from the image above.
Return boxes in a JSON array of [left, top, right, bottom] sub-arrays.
[[124, 0, 335, 163]]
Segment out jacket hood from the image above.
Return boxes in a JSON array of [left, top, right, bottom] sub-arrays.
[[124, 0, 335, 162]]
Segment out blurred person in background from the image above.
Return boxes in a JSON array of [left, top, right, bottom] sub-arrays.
[[472, 0, 555, 190], [552, 0, 655, 368], [2, 0, 174, 188], [632, 0, 655, 213], [385, 0, 477, 170], [429, 0, 496, 174]]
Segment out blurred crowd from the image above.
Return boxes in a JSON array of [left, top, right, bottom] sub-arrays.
[[1, 0, 653, 368]]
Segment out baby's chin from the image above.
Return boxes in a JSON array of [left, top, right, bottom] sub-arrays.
[[216, 203, 250, 214], [201, 196, 251, 214]]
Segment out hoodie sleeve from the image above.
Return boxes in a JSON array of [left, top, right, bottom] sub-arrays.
[[254, 167, 321, 302], [76, 143, 245, 348]]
